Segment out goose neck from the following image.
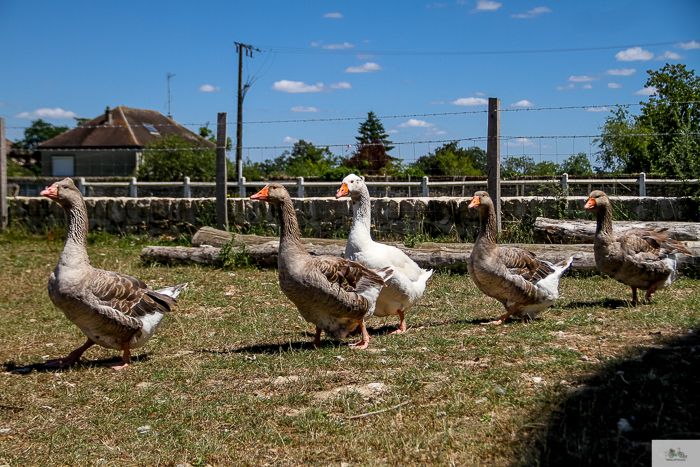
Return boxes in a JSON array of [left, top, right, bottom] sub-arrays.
[[349, 191, 373, 241], [277, 198, 303, 250], [476, 204, 498, 245], [59, 199, 90, 266], [595, 203, 614, 238]]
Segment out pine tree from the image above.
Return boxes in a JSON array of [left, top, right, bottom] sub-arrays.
[[355, 111, 394, 151]]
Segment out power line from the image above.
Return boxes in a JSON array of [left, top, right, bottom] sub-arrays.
[[258, 39, 697, 56]]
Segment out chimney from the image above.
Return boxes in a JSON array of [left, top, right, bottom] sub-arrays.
[[105, 106, 113, 125]]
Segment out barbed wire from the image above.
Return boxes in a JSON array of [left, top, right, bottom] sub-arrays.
[[11, 132, 697, 153], [6, 101, 700, 131]]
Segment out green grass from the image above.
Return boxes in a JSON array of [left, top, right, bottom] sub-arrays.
[[0, 230, 698, 466]]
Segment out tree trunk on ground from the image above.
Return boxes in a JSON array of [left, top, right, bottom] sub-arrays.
[[534, 217, 700, 244]]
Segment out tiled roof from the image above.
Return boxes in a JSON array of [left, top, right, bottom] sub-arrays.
[[38, 106, 215, 149]]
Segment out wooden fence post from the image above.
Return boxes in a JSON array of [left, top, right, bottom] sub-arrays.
[[0, 118, 6, 231], [487, 98, 501, 232], [216, 112, 228, 230]]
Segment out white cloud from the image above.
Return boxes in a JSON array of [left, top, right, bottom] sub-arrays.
[[615, 47, 654, 62], [608, 83, 622, 89], [356, 54, 374, 59], [472, 0, 502, 12], [323, 42, 354, 50], [583, 84, 593, 89], [198, 84, 221, 92], [676, 40, 700, 50], [330, 82, 352, 89], [323, 12, 343, 18], [428, 100, 445, 105], [505, 137, 536, 148], [398, 119, 435, 128], [0, 102, 9, 107], [388, 129, 400, 134], [345, 62, 382, 73], [557, 84, 575, 91], [634, 86, 658, 96], [605, 68, 636, 76], [433, 130, 448, 135], [511, 6, 551, 18], [569, 75, 599, 82], [283, 136, 299, 144], [451, 97, 489, 106], [311, 41, 322, 47], [271, 80, 326, 93], [291, 106, 321, 113], [426, 2, 448, 7], [655, 51, 684, 60], [15, 107, 79, 119], [474, 92, 486, 96], [586, 107, 609, 112], [511, 100, 534, 107]]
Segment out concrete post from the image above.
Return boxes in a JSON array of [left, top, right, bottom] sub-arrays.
[[297, 177, 304, 198], [129, 177, 137, 198], [561, 173, 569, 196], [239, 176, 246, 198], [422, 176, 429, 197], [216, 112, 228, 230], [77, 177, 86, 196], [638, 172, 646, 197], [183, 176, 191, 198]]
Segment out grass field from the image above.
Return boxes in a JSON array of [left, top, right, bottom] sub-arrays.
[[1, 229, 698, 466]]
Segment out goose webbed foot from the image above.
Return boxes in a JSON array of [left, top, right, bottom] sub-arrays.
[[44, 339, 95, 368], [312, 327, 322, 348], [104, 342, 131, 371], [388, 310, 407, 335], [480, 306, 518, 326], [348, 319, 370, 350]]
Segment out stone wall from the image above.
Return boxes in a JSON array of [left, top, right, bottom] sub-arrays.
[[8, 195, 696, 239]]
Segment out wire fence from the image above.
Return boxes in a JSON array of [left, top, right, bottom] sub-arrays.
[[7, 101, 700, 197]]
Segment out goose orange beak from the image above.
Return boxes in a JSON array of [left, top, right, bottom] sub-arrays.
[[468, 196, 480, 209], [335, 183, 349, 199], [251, 186, 269, 201], [41, 185, 58, 199], [584, 198, 595, 210]]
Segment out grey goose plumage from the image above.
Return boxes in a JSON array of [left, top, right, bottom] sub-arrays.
[[41, 178, 186, 370], [251, 183, 393, 349], [467, 191, 573, 325]]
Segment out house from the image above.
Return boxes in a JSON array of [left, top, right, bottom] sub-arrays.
[[38, 106, 215, 177]]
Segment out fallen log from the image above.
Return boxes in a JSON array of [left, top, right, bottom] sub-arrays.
[[143, 233, 700, 272], [534, 217, 700, 244]]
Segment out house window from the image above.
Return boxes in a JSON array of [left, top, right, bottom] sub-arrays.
[[143, 124, 159, 135], [52, 155, 75, 176]]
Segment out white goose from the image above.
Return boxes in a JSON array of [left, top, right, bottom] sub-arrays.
[[336, 174, 433, 334], [41, 178, 187, 370]]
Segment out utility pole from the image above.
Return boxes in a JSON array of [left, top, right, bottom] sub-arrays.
[[216, 113, 228, 230], [167, 73, 176, 119], [1, 118, 7, 231], [234, 42, 259, 181]]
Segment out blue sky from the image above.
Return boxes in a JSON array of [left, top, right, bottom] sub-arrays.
[[1, 0, 699, 167]]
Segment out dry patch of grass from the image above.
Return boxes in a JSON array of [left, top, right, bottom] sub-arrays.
[[0, 231, 698, 466]]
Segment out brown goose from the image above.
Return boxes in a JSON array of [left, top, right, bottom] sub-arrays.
[[41, 178, 186, 370], [584, 190, 692, 304], [468, 191, 573, 325], [251, 183, 393, 349]]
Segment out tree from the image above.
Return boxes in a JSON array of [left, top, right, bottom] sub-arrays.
[[356, 111, 394, 151], [411, 142, 485, 176], [9, 119, 70, 176], [636, 64, 700, 178], [137, 135, 217, 181], [596, 64, 699, 177], [13, 119, 70, 152], [343, 139, 397, 175], [501, 155, 536, 177], [561, 152, 594, 175], [244, 140, 341, 179]]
